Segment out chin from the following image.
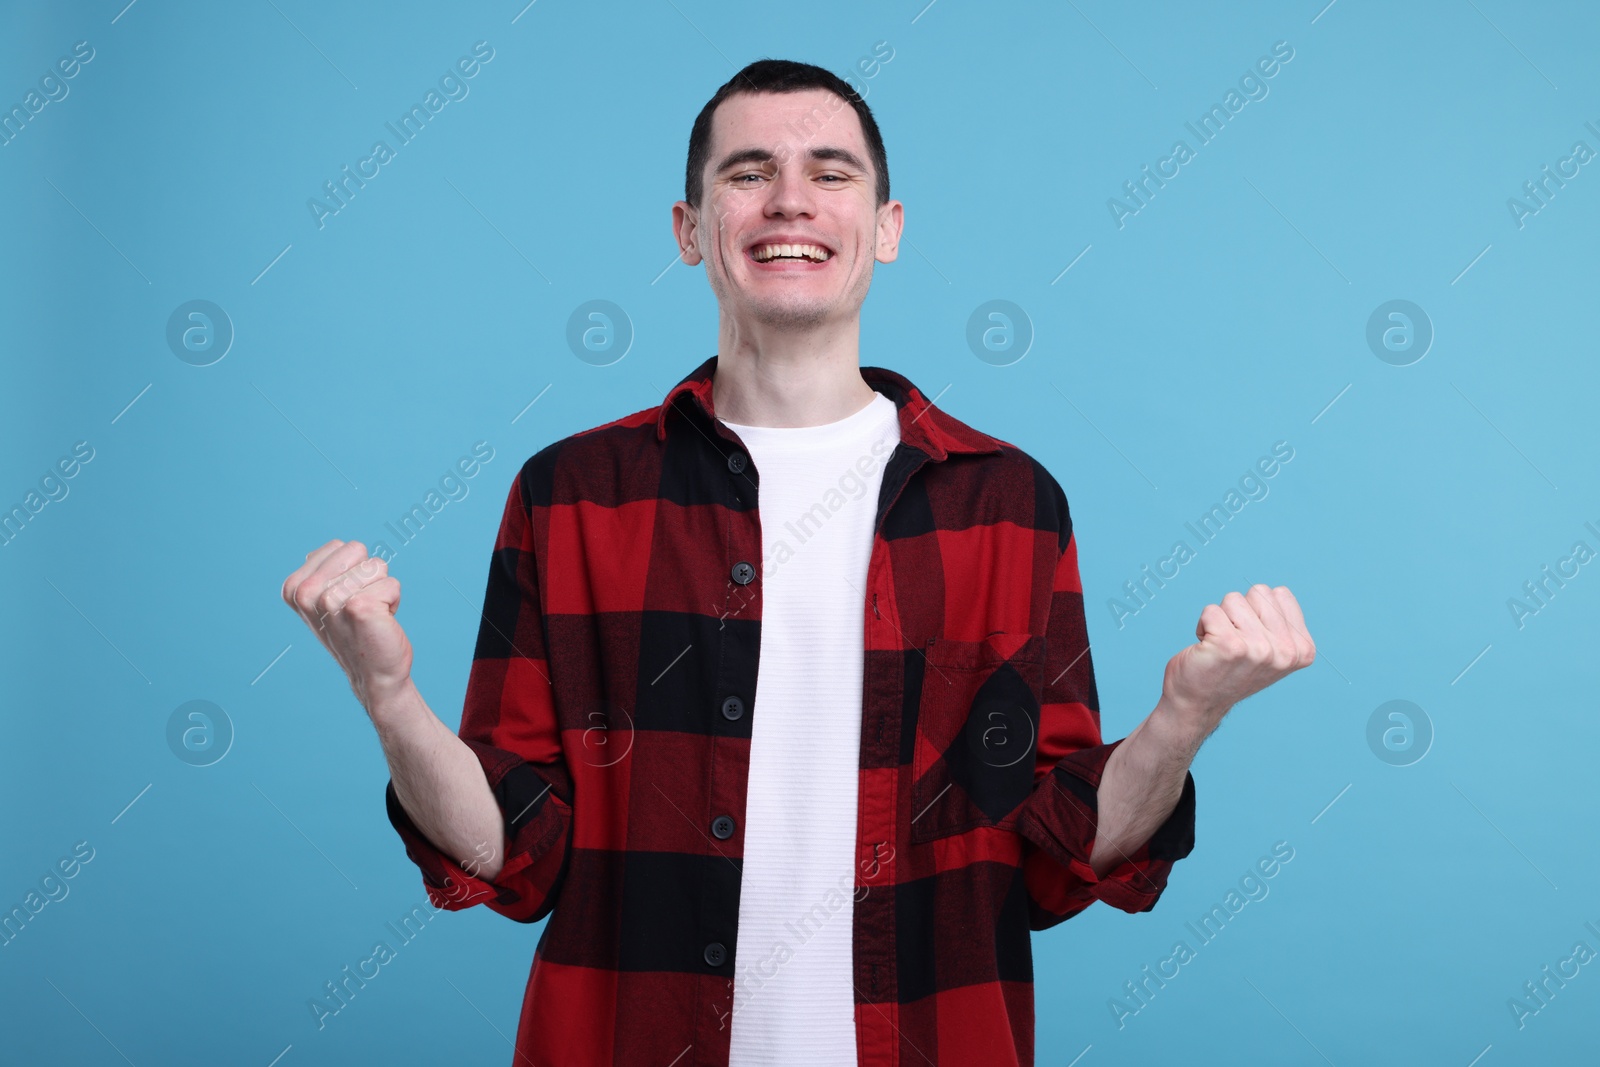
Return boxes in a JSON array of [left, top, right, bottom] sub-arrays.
[[746, 298, 833, 330]]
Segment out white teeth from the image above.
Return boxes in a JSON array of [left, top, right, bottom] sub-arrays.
[[751, 242, 831, 262]]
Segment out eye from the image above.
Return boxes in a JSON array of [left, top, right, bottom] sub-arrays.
[[732, 172, 767, 185]]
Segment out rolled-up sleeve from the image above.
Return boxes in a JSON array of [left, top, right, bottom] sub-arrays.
[[1018, 738, 1195, 923], [1014, 476, 1196, 928], [385, 462, 574, 924]]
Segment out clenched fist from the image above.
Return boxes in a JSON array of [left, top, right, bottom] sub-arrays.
[[281, 539, 413, 711], [1160, 584, 1315, 736]]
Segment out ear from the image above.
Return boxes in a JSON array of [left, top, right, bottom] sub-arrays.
[[671, 200, 704, 266], [874, 199, 904, 264]]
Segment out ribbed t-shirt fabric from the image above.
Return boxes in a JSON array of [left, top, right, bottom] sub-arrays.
[[718, 389, 901, 1066]]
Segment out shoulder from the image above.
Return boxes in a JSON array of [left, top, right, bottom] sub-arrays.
[[1000, 441, 1076, 551], [924, 408, 1077, 553], [509, 400, 666, 510]]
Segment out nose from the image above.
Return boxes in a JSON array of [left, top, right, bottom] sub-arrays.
[[763, 162, 816, 219]]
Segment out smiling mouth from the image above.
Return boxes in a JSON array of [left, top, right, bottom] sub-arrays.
[[748, 242, 833, 263]]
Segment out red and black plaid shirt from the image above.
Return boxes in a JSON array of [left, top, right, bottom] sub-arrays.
[[386, 354, 1196, 1066]]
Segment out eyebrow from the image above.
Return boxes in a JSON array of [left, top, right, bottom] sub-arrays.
[[713, 145, 869, 176]]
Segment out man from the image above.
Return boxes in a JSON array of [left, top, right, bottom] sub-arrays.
[[282, 59, 1314, 1066]]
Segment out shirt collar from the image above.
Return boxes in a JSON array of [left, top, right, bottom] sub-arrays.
[[654, 354, 1005, 462]]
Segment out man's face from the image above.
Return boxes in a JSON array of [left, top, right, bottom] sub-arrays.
[[673, 89, 903, 332]]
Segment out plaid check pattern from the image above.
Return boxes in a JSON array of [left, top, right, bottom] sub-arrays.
[[385, 354, 1196, 1066]]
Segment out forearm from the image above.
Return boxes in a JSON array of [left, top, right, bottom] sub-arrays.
[[368, 678, 507, 881], [1088, 698, 1208, 878]]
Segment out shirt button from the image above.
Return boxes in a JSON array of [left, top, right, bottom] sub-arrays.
[[727, 451, 747, 474], [711, 815, 735, 839], [703, 941, 727, 967], [721, 695, 745, 721], [731, 561, 755, 584]]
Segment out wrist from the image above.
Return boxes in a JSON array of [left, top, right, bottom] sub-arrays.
[[363, 675, 425, 735], [1147, 694, 1214, 756]]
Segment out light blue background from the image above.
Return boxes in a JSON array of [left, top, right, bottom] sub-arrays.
[[3, 1, 1596, 1063]]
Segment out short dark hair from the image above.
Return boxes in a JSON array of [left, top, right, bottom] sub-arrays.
[[684, 59, 890, 210]]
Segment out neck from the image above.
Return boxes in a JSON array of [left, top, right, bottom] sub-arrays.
[[711, 313, 875, 428]]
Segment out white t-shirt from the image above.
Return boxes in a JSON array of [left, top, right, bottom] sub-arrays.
[[718, 389, 901, 1066]]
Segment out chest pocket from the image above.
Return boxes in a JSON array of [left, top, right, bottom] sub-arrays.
[[909, 632, 1046, 844]]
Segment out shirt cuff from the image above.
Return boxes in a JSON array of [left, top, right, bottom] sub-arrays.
[[384, 753, 571, 917], [1017, 737, 1197, 913]]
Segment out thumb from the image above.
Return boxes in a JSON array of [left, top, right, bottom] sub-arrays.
[[354, 575, 403, 615], [1194, 602, 1232, 644]]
